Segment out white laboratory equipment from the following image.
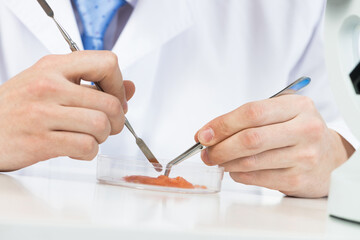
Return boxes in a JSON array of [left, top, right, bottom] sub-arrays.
[[324, 0, 360, 223]]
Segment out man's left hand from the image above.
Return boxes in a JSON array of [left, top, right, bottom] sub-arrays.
[[195, 95, 354, 198]]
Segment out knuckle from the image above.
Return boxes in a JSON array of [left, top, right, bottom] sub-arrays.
[[36, 78, 57, 92], [301, 148, 319, 168], [27, 78, 60, 98], [300, 96, 316, 109], [91, 112, 111, 139], [240, 155, 257, 171], [102, 51, 119, 72], [302, 118, 325, 141], [241, 129, 262, 150], [36, 55, 58, 68], [308, 119, 325, 137], [27, 103, 49, 121], [244, 102, 264, 124], [212, 117, 231, 136], [106, 96, 122, 117]]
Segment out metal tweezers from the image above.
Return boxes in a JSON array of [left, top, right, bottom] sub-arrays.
[[164, 76, 311, 176]]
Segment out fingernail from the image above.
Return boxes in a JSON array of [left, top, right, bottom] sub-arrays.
[[201, 149, 211, 165], [198, 128, 214, 143]]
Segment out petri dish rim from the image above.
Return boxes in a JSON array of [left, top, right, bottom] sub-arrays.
[[97, 154, 224, 174]]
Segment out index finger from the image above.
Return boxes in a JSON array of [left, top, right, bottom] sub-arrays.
[[195, 95, 309, 146]]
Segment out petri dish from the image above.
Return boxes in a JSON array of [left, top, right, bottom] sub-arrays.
[[96, 155, 224, 194]]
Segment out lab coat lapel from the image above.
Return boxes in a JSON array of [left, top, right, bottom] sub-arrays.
[[3, 0, 83, 54], [112, 0, 194, 70]]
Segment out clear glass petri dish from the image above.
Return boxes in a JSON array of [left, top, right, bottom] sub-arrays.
[[97, 155, 224, 194]]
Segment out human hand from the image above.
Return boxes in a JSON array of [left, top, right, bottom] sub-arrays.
[[195, 95, 354, 198], [0, 51, 135, 171]]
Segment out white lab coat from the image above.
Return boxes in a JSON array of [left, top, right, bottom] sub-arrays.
[[0, 0, 358, 174]]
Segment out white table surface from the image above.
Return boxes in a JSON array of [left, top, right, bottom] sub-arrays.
[[0, 158, 359, 240]]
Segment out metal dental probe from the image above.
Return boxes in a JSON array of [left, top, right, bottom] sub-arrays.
[[37, 0, 162, 172], [164, 76, 311, 176]]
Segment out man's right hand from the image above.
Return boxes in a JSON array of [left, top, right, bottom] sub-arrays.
[[0, 51, 135, 171]]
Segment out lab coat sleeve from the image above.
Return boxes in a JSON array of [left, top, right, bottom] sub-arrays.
[[288, 1, 360, 150]]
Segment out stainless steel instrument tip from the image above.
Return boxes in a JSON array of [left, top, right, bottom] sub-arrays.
[[37, 0, 54, 18], [164, 142, 205, 176]]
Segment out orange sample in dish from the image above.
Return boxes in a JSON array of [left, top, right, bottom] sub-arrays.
[[123, 175, 207, 189]]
